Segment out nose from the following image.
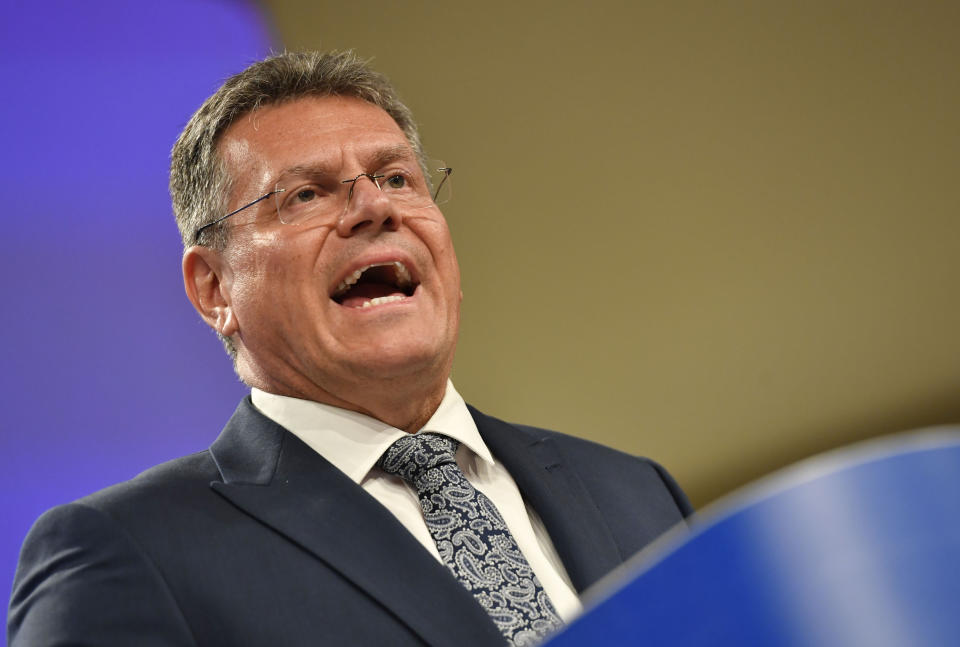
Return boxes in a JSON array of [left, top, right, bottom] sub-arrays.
[[336, 173, 402, 237]]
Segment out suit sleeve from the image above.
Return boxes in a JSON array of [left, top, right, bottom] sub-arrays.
[[8, 502, 197, 647]]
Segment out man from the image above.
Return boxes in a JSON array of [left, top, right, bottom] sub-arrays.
[[9, 51, 691, 646]]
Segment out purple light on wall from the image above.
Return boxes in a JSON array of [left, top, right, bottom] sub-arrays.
[[1, 0, 275, 603]]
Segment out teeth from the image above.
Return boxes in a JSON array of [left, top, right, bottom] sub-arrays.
[[393, 261, 412, 287], [336, 269, 363, 294], [335, 261, 413, 295], [361, 295, 405, 308]]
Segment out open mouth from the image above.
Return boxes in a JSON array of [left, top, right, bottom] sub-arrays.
[[332, 261, 418, 309]]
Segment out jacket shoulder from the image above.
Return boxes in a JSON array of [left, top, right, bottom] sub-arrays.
[[470, 406, 693, 518], [9, 491, 201, 645], [534, 424, 692, 516], [77, 450, 220, 516]]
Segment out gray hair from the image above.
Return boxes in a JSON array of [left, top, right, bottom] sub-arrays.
[[169, 50, 424, 358], [170, 50, 424, 250]]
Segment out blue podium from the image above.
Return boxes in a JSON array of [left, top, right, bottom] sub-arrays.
[[546, 429, 960, 646]]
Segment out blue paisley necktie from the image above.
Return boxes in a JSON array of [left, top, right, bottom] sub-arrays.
[[378, 433, 564, 646]]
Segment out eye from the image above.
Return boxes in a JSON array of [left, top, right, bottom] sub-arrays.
[[279, 183, 326, 210], [275, 182, 330, 225], [385, 174, 407, 190], [294, 187, 317, 203]]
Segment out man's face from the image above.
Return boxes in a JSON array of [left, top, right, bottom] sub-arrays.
[[208, 96, 461, 406]]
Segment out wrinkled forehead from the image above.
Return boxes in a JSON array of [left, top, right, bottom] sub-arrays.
[[217, 95, 415, 203]]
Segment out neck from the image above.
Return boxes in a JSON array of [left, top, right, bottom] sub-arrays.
[[238, 356, 450, 433]]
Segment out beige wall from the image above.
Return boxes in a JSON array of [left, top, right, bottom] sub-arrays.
[[261, 0, 960, 506]]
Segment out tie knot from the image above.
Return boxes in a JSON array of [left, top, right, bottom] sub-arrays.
[[377, 432, 460, 484]]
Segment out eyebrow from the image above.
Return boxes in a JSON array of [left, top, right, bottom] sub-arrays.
[[273, 144, 418, 186], [367, 143, 418, 170], [274, 161, 338, 186]]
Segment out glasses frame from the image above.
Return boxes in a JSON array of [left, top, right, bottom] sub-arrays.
[[193, 165, 452, 245]]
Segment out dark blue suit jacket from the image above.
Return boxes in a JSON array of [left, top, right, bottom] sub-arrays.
[[9, 399, 691, 646]]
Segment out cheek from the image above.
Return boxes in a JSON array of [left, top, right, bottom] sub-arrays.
[[411, 216, 459, 274], [438, 244, 461, 297], [227, 250, 297, 319]]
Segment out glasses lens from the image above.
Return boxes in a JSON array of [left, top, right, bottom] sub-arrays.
[[273, 159, 452, 225], [274, 181, 332, 225]]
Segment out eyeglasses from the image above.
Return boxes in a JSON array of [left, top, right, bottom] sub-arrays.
[[194, 161, 452, 244]]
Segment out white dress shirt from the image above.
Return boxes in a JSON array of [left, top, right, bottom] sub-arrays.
[[250, 381, 582, 622]]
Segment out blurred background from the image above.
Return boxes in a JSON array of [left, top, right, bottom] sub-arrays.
[[3, 0, 959, 602]]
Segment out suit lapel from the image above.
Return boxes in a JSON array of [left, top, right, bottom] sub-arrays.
[[469, 406, 624, 593], [208, 399, 503, 647]]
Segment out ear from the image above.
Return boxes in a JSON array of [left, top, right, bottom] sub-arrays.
[[182, 245, 239, 338]]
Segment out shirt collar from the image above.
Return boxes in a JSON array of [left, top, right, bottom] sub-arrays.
[[250, 380, 494, 484]]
